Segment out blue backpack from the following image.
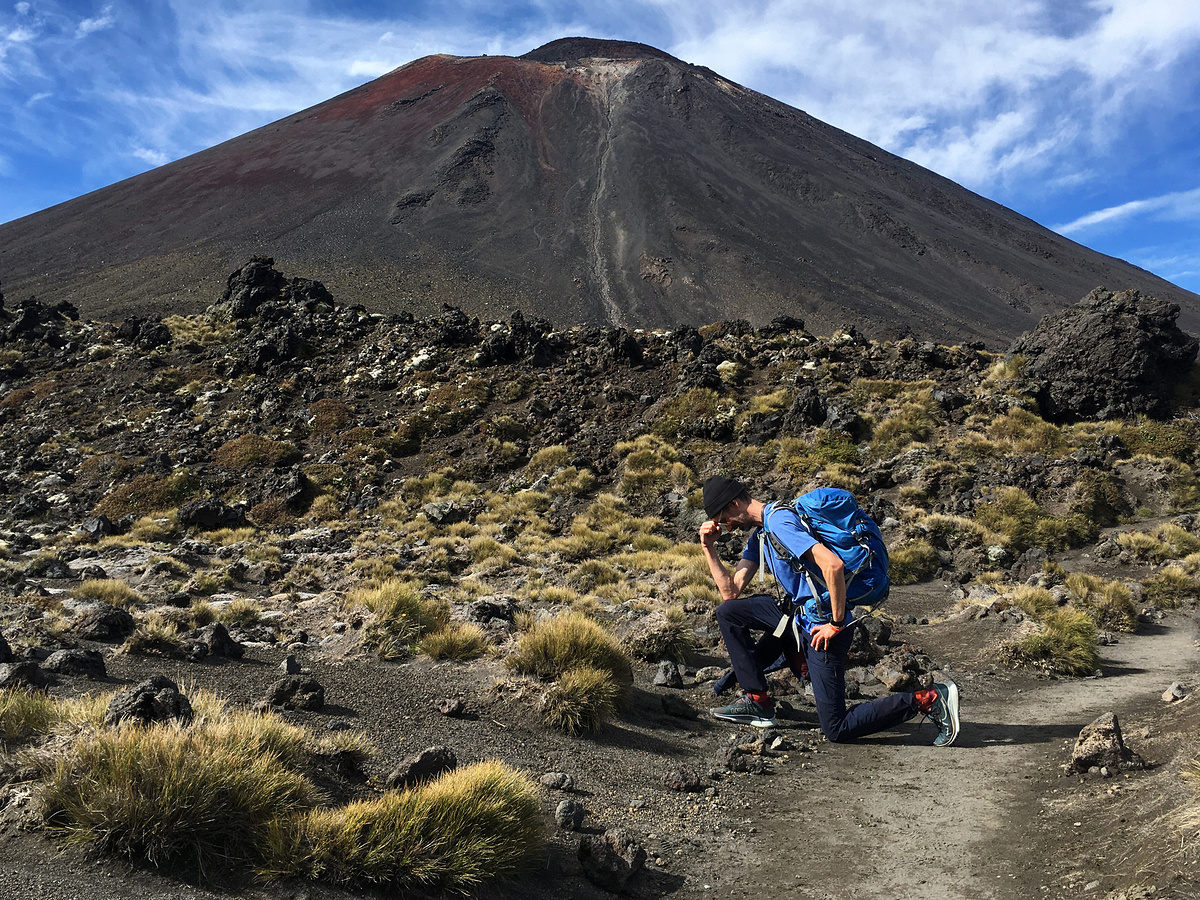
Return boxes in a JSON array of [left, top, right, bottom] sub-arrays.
[[764, 487, 890, 611]]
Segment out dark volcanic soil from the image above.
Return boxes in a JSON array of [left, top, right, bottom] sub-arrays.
[[2, 580, 1199, 900]]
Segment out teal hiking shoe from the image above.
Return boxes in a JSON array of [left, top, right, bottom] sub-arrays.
[[927, 681, 961, 747], [709, 694, 777, 728]]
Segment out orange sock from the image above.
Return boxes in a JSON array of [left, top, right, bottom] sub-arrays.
[[747, 691, 772, 706], [914, 688, 937, 712]]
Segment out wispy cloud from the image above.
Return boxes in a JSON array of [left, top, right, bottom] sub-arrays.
[[76, 5, 114, 38], [1056, 186, 1200, 234], [659, 0, 1200, 195]]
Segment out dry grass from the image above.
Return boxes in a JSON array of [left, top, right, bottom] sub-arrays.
[[262, 761, 542, 892], [70, 579, 144, 607], [506, 612, 632, 687], [540, 666, 622, 735], [417, 623, 492, 661], [1002, 608, 1099, 675], [1064, 572, 1138, 631], [41, 715, 317, 876]]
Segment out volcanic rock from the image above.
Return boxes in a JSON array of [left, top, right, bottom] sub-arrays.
[[386, 745, 457, 790], [578, 827, 647, 891], [262, 675, 325, 711], [42, 649, 106, 680], [1066, 712, 1146, 774], [1010, 288, 1200, 422], [104, 675, 193, 727]]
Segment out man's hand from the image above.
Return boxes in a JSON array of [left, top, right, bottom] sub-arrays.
[[699, 520, 722, 552], [810, 622, 842, 652]]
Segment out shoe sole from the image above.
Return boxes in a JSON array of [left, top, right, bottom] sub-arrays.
[[709, 708, 777, 728], [935, 682, 961, 747]]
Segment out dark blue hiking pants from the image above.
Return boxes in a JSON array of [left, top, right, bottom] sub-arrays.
[[715, 593, 920, 742]]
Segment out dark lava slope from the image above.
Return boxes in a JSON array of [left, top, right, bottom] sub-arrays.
[[0, 36, 1195, 343]]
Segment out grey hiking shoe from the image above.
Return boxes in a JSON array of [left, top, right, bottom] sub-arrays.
[[928, 681, 961, 747], [709, 694, 777, 728]]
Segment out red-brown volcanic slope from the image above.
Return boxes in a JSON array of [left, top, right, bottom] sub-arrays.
[[0, 36, 1196, 343]]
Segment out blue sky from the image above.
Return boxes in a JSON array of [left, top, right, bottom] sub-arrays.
[[3, 0, 1199, 294]]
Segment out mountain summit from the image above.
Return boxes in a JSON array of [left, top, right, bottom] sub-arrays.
[[0, 37, 1194, 341]]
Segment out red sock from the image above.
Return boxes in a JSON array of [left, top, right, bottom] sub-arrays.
[[914, 688, 937, 712], [747, 691, 772, 706]]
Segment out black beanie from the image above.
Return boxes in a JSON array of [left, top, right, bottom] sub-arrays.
[[703, 476, 747, 519]]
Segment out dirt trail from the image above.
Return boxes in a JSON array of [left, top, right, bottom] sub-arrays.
[[732, 616, 1200, 900]]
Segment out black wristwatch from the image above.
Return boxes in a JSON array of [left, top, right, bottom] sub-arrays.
[[829, 617, 845, 629]]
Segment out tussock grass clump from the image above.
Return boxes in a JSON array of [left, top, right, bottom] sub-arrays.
[[624, 607, 695, 663], [163, 314, 234, 347], [526, 444, 572, 476], [1064, 573, 1138, 631], [776, 433, 861, 479], [973, 487, 1096, 553], [417, 623, 491, 661], [507, 613, 633, 686], [540, 666, 621, 735], [70, 579, 144, 607], [614, 434, 694, 497], [888, 539, 939, 585], [263, 761, 542, 892], [1144, 566, 1200, 608], [1006, 585, 1057, 620], [869, 398, 938, 456], [987, 408, 1068, 456], [1118, 523, 1200, 562], [41, 716, 318, 875], [568, 559, 622, 592], [1119, 417, 1198, 463], [216, 598, 261, 629], [1, 690, 108, 746], [1, 689, 60, 745], [468, 535, 520, 569], [347, 579, 446, 658], [648, 388, 720, 444], [1002, 608, 1099, 675], [93, 472, 197, 519], [212, 434, 301, 470], [120, 612, 184, 656]]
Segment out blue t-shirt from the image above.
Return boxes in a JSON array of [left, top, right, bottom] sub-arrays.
[[741, 501, 854, 633]]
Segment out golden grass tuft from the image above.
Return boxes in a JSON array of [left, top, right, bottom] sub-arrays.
[[540, 666, 622, 735], [346, 579, 447, 658], [262, 761, 542, 892], [41, 716, 317, 876], [1064, 572, 1138, 631], [887, 538, 939, 585], [417, 623, 492, 661], [70, 579, 144, 607], [506, 612, 632, 686], [1001, 608, 1099, 675]]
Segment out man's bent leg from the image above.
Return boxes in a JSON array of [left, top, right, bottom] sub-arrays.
[[714, 594, 788, 694], [805, 627, 920, 742]]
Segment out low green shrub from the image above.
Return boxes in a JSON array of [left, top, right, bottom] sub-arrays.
[[212, 434, 301, 470], [93, 472, 197, 519]]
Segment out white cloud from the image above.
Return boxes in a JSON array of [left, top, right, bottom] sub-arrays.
[[1056, 186, 1200, 234], [14, 2, 30, 15], [76, 6, 115, 38], [655, 0, 1200, 193], [132, 146, 169, 166]]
